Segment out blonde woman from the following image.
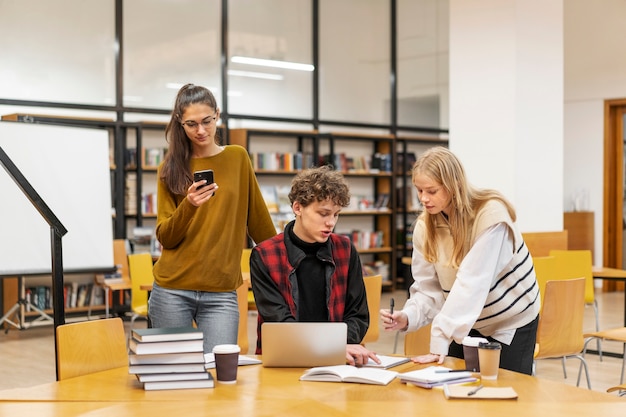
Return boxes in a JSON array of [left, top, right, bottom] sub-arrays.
[[381, 147, 539, 375]]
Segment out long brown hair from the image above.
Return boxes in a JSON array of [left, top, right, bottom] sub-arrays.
[[413, 147, 516, 268], [160, 84, 220, 195]]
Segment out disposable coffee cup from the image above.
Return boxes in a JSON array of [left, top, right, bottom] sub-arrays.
[[212, 344, 241, 384], [462, 336, 488, 371], [477, 341, 502, 380]]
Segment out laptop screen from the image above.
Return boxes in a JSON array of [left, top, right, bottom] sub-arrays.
[[261, 322, 347, 367]]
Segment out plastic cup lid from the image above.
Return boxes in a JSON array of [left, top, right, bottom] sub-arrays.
[[212, 344, 241, 354], [462, 336, 489, 347], [478, 341, 502, 350]]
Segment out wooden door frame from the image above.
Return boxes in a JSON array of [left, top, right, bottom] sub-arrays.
[[603, 98, 626, 290]]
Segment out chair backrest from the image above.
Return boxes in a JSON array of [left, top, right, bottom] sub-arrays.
[[522, 230, 568, 257], [404, 323, 432, 356], [113, 239, 130, 280], [534, 277, 585, 359], [128, 252, 154, 312], [56, 317, 128, 380], [548, 249, 595, 304], [362, 274, 382, 344], [236, 281, 249, 354], [240, 248, 252, 273], [532, 255, 556, 308]]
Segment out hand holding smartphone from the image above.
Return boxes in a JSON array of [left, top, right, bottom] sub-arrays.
[[193, 169, 215, 192]]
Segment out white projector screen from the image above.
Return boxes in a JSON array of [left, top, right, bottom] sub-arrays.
[[0, 121, 114, 275]]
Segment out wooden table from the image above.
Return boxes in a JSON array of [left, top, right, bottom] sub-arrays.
[[0, 358, 622, 416], [94, 275, 132, 319], [593, 266, 626, 326]]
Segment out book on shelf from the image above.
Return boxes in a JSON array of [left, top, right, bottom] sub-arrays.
[[443, 384, 518, 400], [299, 365, 398, 385], [128, 362, 207, 375], [397, 366, 474, 386], [129, 351, 206, 366], [136, 371, 212, 383], [364, 355, 410, 369], [374, 193, 390, 210], [129, 337, 204, 355], [131, 326, 203, 343], [143, 374, 215, 391]]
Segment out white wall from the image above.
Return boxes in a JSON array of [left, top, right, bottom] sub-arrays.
[[564, 0, 626, 265], [449, 0, 564, 233]]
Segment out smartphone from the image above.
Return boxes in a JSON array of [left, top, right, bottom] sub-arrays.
[[193, 169, 215, 190]]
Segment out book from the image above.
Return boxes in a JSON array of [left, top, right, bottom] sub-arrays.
[[129, 337, 204, 355], [403, 376, 478, 389], [397, 366, 474, 385], [136, 371, 211, 383], [364, 355, 410, 369], [129, 351, 206, 366], [128, 362, 208, 374], [143, 374, 215, 391], [204, 353, 262, 369], [299, 365, 398, 385], [443, 384, 518, 400], [131, 327, 203, 343]]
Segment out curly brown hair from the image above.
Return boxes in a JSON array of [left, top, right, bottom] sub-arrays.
[[288, 165, 351, 207]]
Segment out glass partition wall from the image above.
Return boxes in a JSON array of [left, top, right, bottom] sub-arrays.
[[0, 0, 448, 132]]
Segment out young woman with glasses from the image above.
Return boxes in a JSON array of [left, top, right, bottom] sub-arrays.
[[149, 83, 276, 354]]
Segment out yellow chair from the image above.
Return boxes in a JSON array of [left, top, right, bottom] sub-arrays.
[[55, 317, 128, 381], [362, 274, 382, 344], [128, 252, 154, 327], [533, 277, 591, 389], [404, 323, 432, 357], [549, 250, 600, 355], [241, 248, 256, 310], [532, 255, 556, 307], [607, 383, 626, 397], [236, 281, 249, 354]]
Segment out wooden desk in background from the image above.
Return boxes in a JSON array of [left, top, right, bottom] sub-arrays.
[[94, 275, 132, 319], [593, 266, 626, 327], [0, 358, 622, 416]]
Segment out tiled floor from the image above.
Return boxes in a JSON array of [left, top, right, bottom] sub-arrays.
[[1, 289, 624, 396]]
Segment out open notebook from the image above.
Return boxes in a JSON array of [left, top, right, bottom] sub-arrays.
[[261, 322, 347, 368]]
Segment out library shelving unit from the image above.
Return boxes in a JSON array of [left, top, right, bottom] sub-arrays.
[[319, 131, 397, 290], [394, 134, 449, 288], [122, 121, 169, 252], [229, 128, 320, 234]]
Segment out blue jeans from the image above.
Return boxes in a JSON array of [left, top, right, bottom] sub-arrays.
[[148, 282, 239, 354]]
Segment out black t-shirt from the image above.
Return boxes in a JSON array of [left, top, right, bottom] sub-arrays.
[[288, 227, 328, 321]]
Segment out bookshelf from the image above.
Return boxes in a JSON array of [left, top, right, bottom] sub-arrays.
[[229, 128, 319, 234], [319, 132, 396, 288], [0, 114, 448, 302], [395, 135, 449, 265]]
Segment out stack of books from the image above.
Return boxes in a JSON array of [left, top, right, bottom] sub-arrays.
[[128, 327, 213, 391]]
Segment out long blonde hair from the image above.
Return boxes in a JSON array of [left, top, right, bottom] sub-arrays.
[[413, 147, 516, 268]]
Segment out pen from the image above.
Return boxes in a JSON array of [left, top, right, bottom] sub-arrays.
[[467, 384, 484, 396], [435, 369, 473, 373], [390, 298, 394, 315]]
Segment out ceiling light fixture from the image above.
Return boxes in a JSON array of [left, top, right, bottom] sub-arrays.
[[231, 56, 314, 72]]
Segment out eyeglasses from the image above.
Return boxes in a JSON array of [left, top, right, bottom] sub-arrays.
[[180, 113, 218, 131]]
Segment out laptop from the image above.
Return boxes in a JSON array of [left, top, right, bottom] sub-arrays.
[[261, 322, 347, 368]]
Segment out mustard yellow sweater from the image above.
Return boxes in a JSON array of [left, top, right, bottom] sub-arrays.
[[153, 145, 276, 292]]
